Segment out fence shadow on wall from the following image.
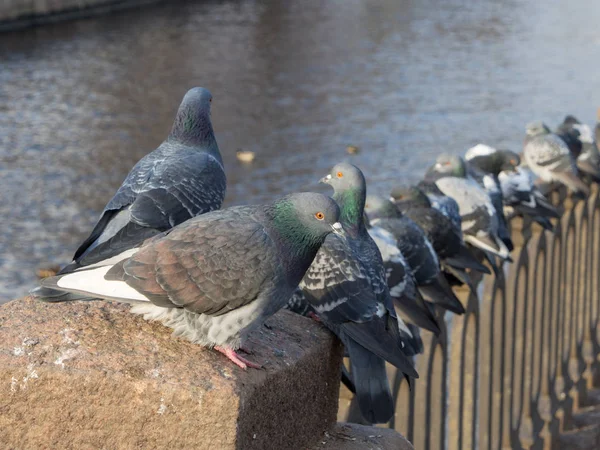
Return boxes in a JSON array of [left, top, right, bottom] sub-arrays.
[[338, 184, 600, 450]]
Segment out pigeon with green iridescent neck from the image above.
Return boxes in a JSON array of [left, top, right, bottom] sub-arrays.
[[364, 195, 465, 315], [32, 87, 227, 302], [40, 193, 343, 369], [297, 163, 418, 424]]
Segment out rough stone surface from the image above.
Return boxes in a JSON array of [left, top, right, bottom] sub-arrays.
[[0, 296, 343, 450], [311, 423, 414, 450]]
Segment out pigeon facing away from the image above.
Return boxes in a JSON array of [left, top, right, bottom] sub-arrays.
[[40, 193, 343, 369], [556, 115, 600, 181], [412, 181, 462, 234], [498, 165, 560, 230], [32, 87, 227, 301], [388, 186, 490, 293], [423, 154, 512, 261], [523, 121, 589, 195], [364, 195, 466, 316], [298, 163, 418, 424]]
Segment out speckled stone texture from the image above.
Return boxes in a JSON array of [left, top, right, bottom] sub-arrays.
[[311, 423, 414, 450], [0, 296, 343, 450]]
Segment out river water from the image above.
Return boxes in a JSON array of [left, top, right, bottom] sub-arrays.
[[1, 0, 599, 302]]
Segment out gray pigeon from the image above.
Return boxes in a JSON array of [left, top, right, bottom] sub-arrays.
[[498, 165, 560, 230], [412, 181, 462, 233], [32, 87, 227, 301], [523, 121, 589, 195], [364, 195, 466, 316], [423, 154, 512, 261], [297, 163, 418, 424], [387, 186, 490, 294], [556, 115, 600, 181], [39, 193, 343, 369]]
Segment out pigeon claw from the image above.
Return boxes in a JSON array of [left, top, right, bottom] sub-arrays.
[[214, 346, 262, 370]]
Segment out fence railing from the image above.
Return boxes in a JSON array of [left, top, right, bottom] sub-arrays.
[[338, 183, 600, 450]]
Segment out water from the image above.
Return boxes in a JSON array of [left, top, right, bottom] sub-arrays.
[[1, 0, 599, 302]]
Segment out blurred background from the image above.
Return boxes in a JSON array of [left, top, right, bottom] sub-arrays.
[[1, 0, 599, 303]]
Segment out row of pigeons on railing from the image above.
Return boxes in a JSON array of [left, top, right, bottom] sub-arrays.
[[29, 87, 599, 428]]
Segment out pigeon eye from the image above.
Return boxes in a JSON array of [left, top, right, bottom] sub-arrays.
[[315, 212, 325, 220], [337, 172, 343, 178], [209, 98, 212, 103], [510, 159, 517, 165]]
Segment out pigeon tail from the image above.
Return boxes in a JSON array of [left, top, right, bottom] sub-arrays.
[[417, 273, 466, 315], [464, 234, 511, 261], [554, 172, 590, 196], [393, 291, 441, 335], [346, 340, 395, 424], [29, 285, 97, 303], [442, 265, 478, 298], [443, 244, 491, 274]]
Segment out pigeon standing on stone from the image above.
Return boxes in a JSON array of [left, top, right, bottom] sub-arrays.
[[556, 115, 600, 181], [296, 163, 419, 424], [32, 87, 227, 302], [423, 154, 512, 261], [40, 193, 344, 369], [364, 195, 466, 316], [387, 186, 490, 293], [523, 121, 589, 195]]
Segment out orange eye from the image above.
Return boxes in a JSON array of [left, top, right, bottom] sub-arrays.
[[337, 171, 343, 178], [510, 159, 517, 165], [315, 212, 325, 220]]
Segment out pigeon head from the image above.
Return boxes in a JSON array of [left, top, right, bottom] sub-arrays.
[[468, 149, 521, 175], [270, 192, 343, 243], [320, 163, 367, 230], [525, 121, 551, 137], [364, 195, 402, 220], [169, 87, 217, 148], [563, 115, 580, 126], [433, 154, 467, 178], [389, 186, 431, 210]]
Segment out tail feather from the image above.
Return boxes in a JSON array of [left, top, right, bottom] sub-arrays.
[[464, 234, 511, 261], [393, 291, 441, 335], [442, 265, 478, 298], [30, 286, 98, 303], [345, 340, 395, 424], [555, 172, 590, 196], [443, 244, 490, 274], [418, 273, 465, 315]]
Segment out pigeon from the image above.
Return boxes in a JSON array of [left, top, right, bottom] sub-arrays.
[[411, 181, 462, 234], [364, 195, 466, 316], [39, 192, 344, 369], [297, 163, 418, 424], [423, 154, 512, 261], [366, 216, 440, 335], [556, 115, 600, 181], [523, 121, 589, 195], [388, 186, 490, 292], [32, 87, 227, 302], [498, 165, 560, 230]]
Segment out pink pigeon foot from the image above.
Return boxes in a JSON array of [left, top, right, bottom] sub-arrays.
[[214, 346, 262, 370], [307, 311, 322, 322]]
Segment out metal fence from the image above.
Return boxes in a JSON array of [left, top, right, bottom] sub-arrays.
[[338, 184, 600, 450]]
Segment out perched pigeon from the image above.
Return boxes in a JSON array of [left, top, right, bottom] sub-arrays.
[[523, 121, 589, 195], [411, 181, 462, 234], [498, 165, 560, 230], [388, 186, 490, 292], [364, 195, 466, 316], [40, 193, 343, 369], [423, 154, 512, 261], [556, 115, 600, 181], [366, 216, 440, 335], [297, 163, 418, 424], [32, 87, 227, 302]]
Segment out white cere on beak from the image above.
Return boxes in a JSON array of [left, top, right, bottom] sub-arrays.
[[320, 174, 332, 184], [331, 222, 345, 236]]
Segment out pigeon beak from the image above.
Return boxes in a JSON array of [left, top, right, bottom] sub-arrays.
[[331, 222, 345, 237], [320, 174, 332, 184]]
